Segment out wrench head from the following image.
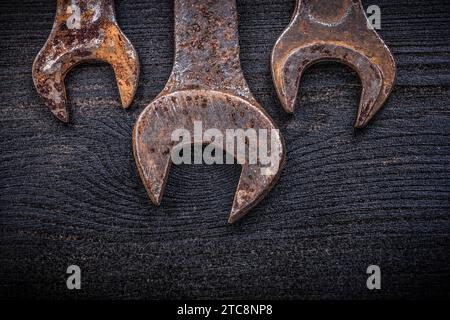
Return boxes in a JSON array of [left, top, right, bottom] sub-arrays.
[[32, 3, 139, 122], [271, 1, 396, 128], [133, 90, 285, 224]]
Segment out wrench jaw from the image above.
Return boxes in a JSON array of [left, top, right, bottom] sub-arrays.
[[354, 44, 396, 128], [133, 106, 171, 206], [271, 0, 396, 128], [228, 155, 284, 224], [273, 43, 388, 128], [32, 54, 71, 122], [133, 90, 285, 224], [32, 0, 139, 122], [99, 23, 140, 109]]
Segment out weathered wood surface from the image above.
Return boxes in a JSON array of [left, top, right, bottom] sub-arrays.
[[0, 0, 449, 299]]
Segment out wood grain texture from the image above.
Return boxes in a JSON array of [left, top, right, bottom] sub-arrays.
[[0, 0, 449, 299]]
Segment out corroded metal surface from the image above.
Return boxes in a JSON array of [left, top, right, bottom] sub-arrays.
[[272, 0, 396, 128], [32, 0, 139, 122], [133, 0, 285, 224]]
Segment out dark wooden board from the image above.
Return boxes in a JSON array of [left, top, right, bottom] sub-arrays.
[[0, 0, 449, 299]]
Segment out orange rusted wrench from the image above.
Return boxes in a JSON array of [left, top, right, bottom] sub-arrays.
[[272, 0, 396, 128], [133, 0, 285, 224], [32, 0, 139, 122]]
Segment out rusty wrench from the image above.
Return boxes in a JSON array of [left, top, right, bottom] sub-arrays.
[[272, 0, 396, 128], [133, 0, 285, 224], [32, 0, 139, 122]]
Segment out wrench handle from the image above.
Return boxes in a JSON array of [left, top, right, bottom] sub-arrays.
[[162, 0, 252, 100]]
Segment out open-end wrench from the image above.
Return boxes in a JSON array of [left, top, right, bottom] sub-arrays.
[[272, 0, 396, 128], [32, 0, 139, 122], [133, 0, 285, 224]]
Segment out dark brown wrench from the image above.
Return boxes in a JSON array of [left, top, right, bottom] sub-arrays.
[[32, 0, 139, 122], [272, 0, 396, 128], [133, 0, 285, 224]]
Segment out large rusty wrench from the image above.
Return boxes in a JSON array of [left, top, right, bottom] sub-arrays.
[[32, 0, 139, 122], [272, 0, 396, 128], [133, 0, 285, 224]]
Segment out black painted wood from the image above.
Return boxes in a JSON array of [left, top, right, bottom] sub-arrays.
[[0, 0, 449, 299]]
